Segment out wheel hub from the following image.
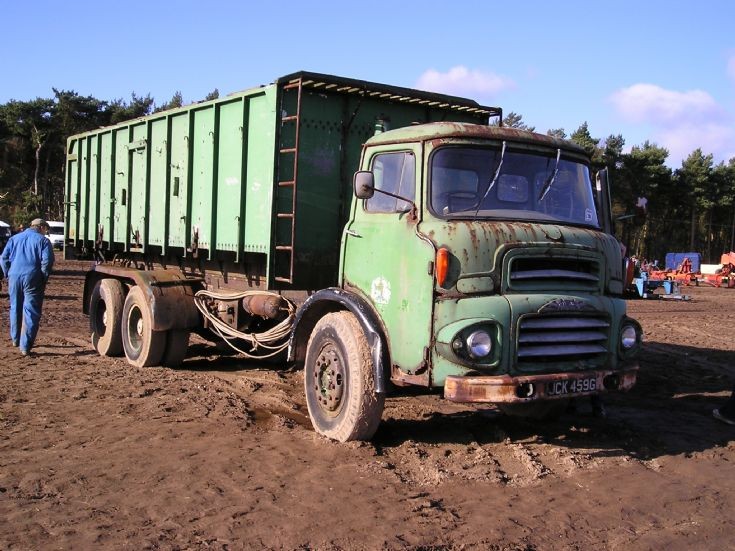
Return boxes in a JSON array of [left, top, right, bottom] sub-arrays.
[[314, 346, 344, 413]]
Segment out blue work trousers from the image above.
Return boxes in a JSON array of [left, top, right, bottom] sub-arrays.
[[8, 272, 46, 352]]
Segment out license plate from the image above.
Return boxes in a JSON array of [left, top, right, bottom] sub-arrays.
[[546, 376, 597, 397]]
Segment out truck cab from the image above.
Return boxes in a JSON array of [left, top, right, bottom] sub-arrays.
[[301, 122, 640, 435]]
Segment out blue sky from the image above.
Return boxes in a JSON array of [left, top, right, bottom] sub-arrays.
[[2, 0, 734, 167]]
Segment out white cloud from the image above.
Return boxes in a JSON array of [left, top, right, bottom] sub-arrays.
[[609, 83, 734, 166], [609, 84, 719, 125], [415, 66, 515, 98], [655, 122, 735, 166]]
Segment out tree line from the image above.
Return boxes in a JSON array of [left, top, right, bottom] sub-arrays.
[[0, 89, 215, 228], [1, 91, 733, 264]]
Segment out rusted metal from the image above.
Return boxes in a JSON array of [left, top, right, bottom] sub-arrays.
[[390, 363, 430, 387], [242, 294, 286, 319], [280, 71, 502, 122], [314, 344, 346, 412], [274, 77, 303, 285], [190, 228, 199, 258], [444, 366, 638, 403], [94, 225, 105, 263], [366, 122, 584, 153]]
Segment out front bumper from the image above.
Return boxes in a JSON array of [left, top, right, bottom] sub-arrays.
[[444, 365, 638, 403]]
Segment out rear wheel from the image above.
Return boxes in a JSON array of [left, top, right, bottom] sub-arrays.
[[304, 312, 384, 442], [498, 399, 569, 421], [122, 285, 166, 367], [90, 278, 124, 356]]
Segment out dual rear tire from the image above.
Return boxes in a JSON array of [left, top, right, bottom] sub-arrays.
[[89, 278, 125, 356], [89, 280, 189, 367], [121, 285, 167, 367]]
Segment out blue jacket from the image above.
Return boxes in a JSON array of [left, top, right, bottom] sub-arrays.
[[0, 228, 55, 279]]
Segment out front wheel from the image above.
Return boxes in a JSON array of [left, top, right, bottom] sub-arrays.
[[121, 285, 166, 367], [304, 312, 384, 442]]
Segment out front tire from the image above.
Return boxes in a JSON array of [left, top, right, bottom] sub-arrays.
[[304, 312, 384, 442], [90, 278, 125, 356], [122, 285, 166, 367]]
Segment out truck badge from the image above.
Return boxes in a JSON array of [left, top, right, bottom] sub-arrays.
[[371, 276, 391, 305], [539, 298, 596, 313]]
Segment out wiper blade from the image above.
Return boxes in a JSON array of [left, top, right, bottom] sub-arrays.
[[537, 148, 561, 202], [474, 140, 506, 216]]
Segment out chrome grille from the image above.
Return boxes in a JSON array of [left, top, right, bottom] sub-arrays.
[[517, 315, 609, 364]]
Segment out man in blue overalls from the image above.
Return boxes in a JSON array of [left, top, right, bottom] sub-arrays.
[[1, 218, 55, 356]]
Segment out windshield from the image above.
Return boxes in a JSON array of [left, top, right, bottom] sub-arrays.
[[430, 146, 599, 227]]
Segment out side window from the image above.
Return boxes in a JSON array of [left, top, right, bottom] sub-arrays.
[[366, 152, 415, 213]]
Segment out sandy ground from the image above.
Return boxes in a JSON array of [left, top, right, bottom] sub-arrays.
[[1, 256, 734, 550]]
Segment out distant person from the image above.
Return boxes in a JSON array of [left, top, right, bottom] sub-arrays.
[[0, 218, 54, 356], [713, 385, 735, 426]]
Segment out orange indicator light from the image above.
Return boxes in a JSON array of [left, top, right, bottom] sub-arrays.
[[436, 247, 449, 287]]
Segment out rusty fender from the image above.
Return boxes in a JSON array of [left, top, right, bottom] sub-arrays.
[[444, 365, 638, 403], [289, 287, 389, 394], [85, 265, 203, 332]]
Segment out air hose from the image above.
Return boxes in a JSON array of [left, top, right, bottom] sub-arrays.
[[194, 289, 295, 359]]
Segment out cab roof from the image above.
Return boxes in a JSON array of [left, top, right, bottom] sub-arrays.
[[365, 121, 587, 156]]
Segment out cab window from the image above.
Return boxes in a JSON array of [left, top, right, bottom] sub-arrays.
[[366, 152, 415, 213]]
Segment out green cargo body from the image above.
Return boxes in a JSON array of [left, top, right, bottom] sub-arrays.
[[65, 72, 499, 289]]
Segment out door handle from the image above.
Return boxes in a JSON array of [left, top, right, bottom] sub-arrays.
[[345, 229, 361, 238]]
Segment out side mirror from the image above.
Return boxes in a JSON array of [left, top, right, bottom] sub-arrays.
[[594, 169, 613, 235], [353, 171, 375, 199]]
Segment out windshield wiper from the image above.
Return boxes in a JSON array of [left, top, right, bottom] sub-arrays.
[[473, 140, 507, 216], [537, 148, 561, 202]]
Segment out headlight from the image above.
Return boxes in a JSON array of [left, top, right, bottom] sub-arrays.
[[620, 324, 638, 349], [466, 330, 492, 359], [441, 322, 500, 367]]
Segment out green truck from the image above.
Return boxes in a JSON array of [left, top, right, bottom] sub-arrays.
[[65, 71, 641, 441]]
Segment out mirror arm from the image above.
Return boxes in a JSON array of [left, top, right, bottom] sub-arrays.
[[371, 187, 419, 221]]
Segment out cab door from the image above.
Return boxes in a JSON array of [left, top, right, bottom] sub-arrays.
[[341, 147, 436, 379]]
